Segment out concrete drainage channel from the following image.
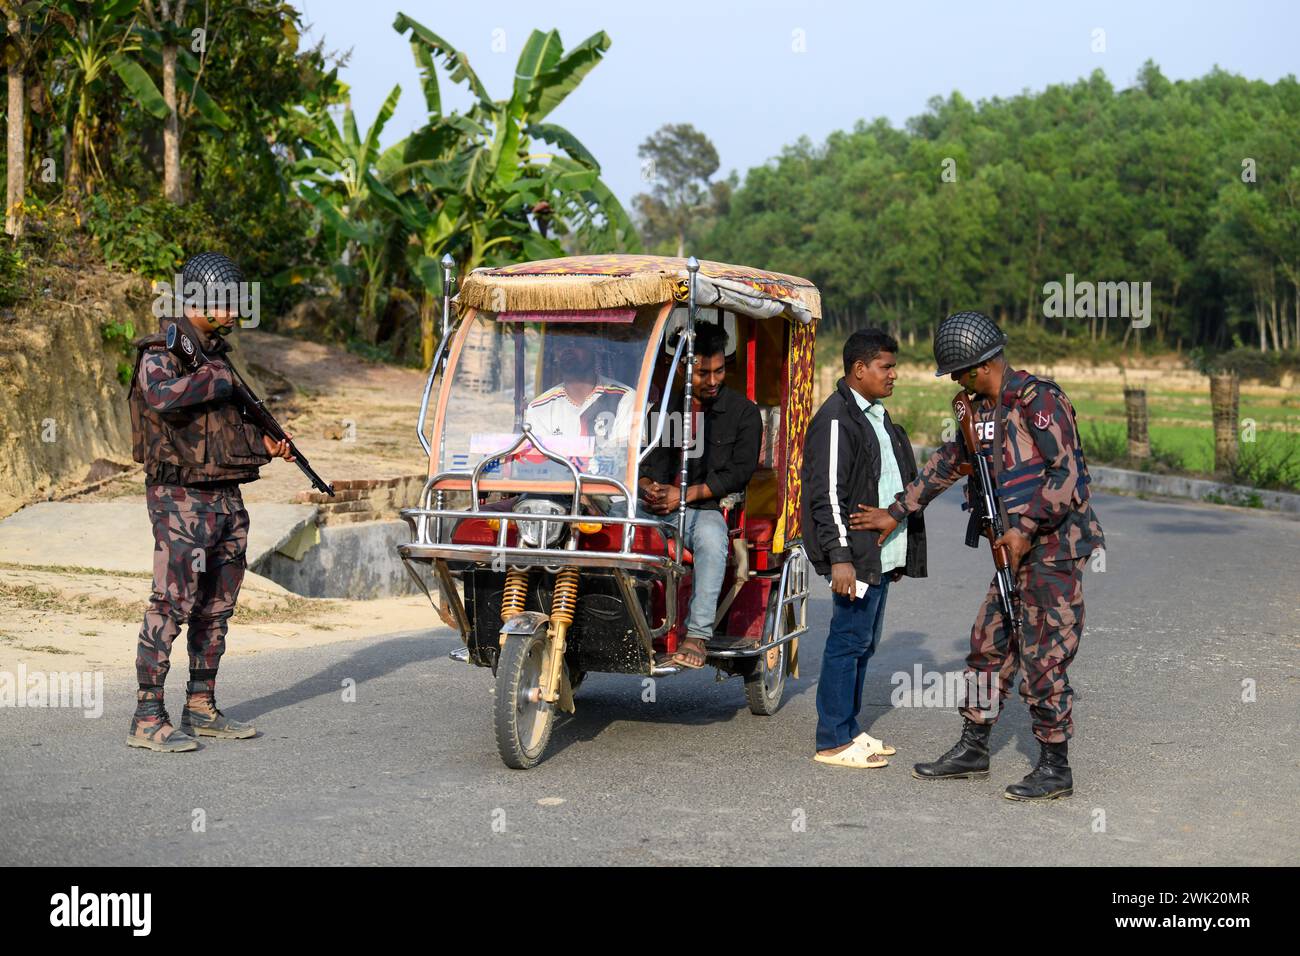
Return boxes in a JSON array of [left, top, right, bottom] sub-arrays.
[[251, 518, 420, 599], [251, 476, 431, 599]]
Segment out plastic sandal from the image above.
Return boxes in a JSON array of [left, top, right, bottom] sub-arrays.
[[814, 738, 888, 769], [855, 732, 897, 757]]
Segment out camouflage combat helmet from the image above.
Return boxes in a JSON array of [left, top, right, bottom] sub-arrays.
[[181, 251, 244, 313], [933, 310, 1007, 377]]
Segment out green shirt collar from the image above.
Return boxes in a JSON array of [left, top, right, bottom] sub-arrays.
[[850, 387, 884, 419]]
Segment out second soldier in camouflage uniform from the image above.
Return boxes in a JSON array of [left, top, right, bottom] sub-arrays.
[[854, 311, 1104, 800], [126, 252, 296, 753]]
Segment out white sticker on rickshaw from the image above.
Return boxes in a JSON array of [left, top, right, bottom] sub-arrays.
[[469, 433, 596, 458]]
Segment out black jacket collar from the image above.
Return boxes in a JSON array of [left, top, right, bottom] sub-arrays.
[[835, 377, 877, 421]]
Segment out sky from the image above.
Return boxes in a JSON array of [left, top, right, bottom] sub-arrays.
[[295, 0, 1299, 207]]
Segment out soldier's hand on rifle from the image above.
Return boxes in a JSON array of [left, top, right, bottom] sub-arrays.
[[830, 562, 857, 598], [263, 433, 297, 463], [993, 528, 1031, 575], [850, 504, 898, 545]]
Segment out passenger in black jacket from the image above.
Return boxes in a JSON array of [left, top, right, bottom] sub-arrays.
[[801, 329, 926, 768], [640, 322, 761, 669]]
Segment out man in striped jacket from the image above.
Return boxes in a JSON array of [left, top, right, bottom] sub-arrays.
[[801, 329, 927, 769]]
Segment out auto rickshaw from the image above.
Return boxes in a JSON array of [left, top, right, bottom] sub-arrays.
[[398, 254, 821, 768]]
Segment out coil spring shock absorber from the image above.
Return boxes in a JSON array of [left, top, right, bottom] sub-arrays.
[[541, 566, 579, 703], [551, 567, 579, 629], [500, 568, 529, 624]]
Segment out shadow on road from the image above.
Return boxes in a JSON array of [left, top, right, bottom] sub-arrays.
[[233, 629, 452, 720], [543, 662, 819, 760], [859, 628, 1042, 765]]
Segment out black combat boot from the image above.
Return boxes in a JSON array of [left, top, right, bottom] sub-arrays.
[[912, 719, 991, 780], [1004, 740, 1073, 801]]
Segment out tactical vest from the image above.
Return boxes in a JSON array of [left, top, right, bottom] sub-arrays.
[[128, 327, 270, 486], [962, 370, 1091, 546]]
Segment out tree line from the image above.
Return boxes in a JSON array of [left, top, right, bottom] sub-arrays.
[[4, 8, 1296, 364], [640, 63, 1300, 355]]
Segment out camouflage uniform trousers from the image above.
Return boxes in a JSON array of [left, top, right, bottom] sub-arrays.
[[136, 497, 250, 687], [959, 555, 1086, 744]]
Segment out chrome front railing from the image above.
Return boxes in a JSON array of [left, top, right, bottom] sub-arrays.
[[403, 424, 686, 569]]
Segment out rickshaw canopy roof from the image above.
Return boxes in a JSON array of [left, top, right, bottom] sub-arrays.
[[457, 254, 821, 325]]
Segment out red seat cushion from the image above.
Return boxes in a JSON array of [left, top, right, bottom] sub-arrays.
[[745, 517, 776, 549], [579, 523, 691, 563]]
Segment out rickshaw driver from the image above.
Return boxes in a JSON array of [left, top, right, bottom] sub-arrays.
[[638, 322, 763, 669], [524, 342, 636, 475]]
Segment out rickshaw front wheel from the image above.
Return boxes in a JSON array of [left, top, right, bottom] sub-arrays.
[[494, 628, 555, 769], [744, 639, 787, 716]]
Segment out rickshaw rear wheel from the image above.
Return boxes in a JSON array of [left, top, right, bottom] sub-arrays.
[[743, 639, 786, 716], [494, 628, 555, 769]]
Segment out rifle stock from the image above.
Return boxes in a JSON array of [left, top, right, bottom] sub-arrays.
[[166, 324, 335, 497]]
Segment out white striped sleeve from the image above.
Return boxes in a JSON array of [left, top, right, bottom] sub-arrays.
[[828, 419, 848, 548]]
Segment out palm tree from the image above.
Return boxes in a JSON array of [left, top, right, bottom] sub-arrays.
[[3, 0, 31, 236]]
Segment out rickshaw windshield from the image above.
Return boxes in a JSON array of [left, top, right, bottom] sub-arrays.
[[438, 306, 659, 490]]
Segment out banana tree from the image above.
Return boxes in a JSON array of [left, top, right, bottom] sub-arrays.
[[54, 0, 229, 199], [56, 0, 154, 196], [388, 15, 639, 366], [289, 83, 404, 342]]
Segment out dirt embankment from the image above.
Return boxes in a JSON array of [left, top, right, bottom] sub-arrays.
[[0, 265, 149, 517], [0, 282, 440, 671], [0, 255, 434, 521]]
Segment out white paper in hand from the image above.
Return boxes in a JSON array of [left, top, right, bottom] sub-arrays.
[[854, 579, 870, 599]]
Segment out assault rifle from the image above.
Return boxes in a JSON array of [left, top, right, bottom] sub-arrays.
[[952, 390, 1022, 641], [166, 323, 335, 497]]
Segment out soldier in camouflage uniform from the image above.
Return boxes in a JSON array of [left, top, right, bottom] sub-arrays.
[[126, 252, 295, 753], [853, 311, 1104, 800]]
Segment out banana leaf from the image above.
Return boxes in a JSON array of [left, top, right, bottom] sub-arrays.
[[392, 13, 491, 106], [511, 29, 563, 117], [363, 84, 403, 163], [107, 52, 169, 119], [528, 31, 610, 122], [526, 122, 600, 170]]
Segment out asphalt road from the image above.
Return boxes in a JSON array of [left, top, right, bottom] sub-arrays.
[[2, 490, 1297, 866]]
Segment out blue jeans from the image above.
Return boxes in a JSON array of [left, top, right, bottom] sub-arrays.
[[636, 504, 729, 640], [815, 579, 890, 751]]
